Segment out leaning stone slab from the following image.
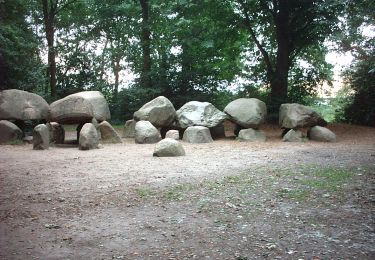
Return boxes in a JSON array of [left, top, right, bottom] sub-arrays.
[[0, 120, 23, 144], [72, 91, 111, 122], [135, 120, 162, 144], [79, 123, 99, 150], [123, 119, 136, 138], [134, 96, 176, 127], [308, 126, 336, 142], [279, 103, 327, 129], [224, 98, 267, 128], [50, 95, 94, 124], [182, 126, 213, 143], [33, 124, 49, 150], [165, 130, 180, 140], [153, 138, 186, 157], [282, 129, 305, 142], [238, 128, 266, 142], [0, 89, 49, 121], [99, 121, 122, 143], [176, 101, 227, 128]]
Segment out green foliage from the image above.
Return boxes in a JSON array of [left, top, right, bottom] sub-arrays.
[[0, 0, 46, 91]]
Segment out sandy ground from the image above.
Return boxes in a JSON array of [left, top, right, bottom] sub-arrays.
[[0, 123, 374, 259]]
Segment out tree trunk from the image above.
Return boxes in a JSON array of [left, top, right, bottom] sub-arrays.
[[269, 1, 291, 115], [139, 0, 152, 89], [42, 0, 57, 99]]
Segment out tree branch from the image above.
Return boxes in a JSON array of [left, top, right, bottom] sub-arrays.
[[237, 0, 274, 74]]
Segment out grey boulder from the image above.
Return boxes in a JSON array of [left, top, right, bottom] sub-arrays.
[[135, 120, 162, 144], [279, 103, 327, 129], [282, 129, 305, 142], [165, 130, 180, 140], [308, 126, 336, 142], [134, 96, 176, 127], [99, 121, 122, 143], [0, 120, 23, 144], [182, 126, 213, 143], [176, 101, 227, 128], [0, 89, 49, 121], [153, 138, 186, 157], [72, 91, 110, 122], [238, 128, 266, 142], [123, 119, 136, 138], [79, 123, 99, 150], [50, 95, 94, 124], [33, 124, 49, 150], [224, 98, 267, 128]]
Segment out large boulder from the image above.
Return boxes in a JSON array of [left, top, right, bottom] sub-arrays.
[[79, 123, 99, 150], [33, 124, 49, 150], [238, 128, 266, 142], [279, 103, 327, 129], [153, 138, 186, 157], [99, 121, 122, 143], [134, 96, 176, 127], [308, 126, 336, 142], [47, 122, 65, 144], [224, 98, 267, 128], [134, 120, 162, 144], [123, 119, 136, 138], [72, 91, 110, 122], [176, 101, 227, 128], [0, 120, 23, 144], [0, 89, 49, 121], [182, 126, 213, 143], [282, 129, 305, 142], [50, 95, 94, 124]]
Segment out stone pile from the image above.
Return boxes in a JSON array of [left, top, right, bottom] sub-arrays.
[[279, 103, 335, 142], [224, 98, 267, 142]]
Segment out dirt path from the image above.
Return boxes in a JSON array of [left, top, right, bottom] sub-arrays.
[[0, 124, 374, 259]]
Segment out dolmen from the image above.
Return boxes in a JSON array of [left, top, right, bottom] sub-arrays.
[[224, 98, 267, 142], [279, 103, 336, 142]]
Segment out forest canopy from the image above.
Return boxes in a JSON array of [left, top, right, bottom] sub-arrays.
[[0, 0, 374, 125]]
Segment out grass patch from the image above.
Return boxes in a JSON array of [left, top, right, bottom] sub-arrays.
[[135, 187, 155, 198], [163, 183, 194, 200], [298, 166, 355, 192], [6, 139, 24, 145]]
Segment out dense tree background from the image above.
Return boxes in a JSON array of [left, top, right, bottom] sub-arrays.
[[0, 0, 373, 125]]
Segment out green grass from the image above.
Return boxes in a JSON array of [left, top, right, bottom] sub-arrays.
[[6, 139, 24, 145], [135, 187, 155, 198], [298, 166, 355, 191]]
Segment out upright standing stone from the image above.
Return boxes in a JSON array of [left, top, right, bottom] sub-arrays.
[[182, 126, 213, 143], [134, 120, 162, 144], [123, 119, 136, 138], [165, 130, 180, 140], [99, 121, 122, 143], [282, 129, 305, 142], [79, 123, 99, 150], [33, 124, 49, 150], [47, 122, 65, 144]]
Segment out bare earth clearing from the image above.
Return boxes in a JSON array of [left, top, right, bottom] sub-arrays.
[[0, 124, 374, 259]]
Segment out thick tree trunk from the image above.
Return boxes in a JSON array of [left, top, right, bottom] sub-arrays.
[[269, 1, 291, 116], [139, 0, 152, 89], [42, 0, 57, 99]]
